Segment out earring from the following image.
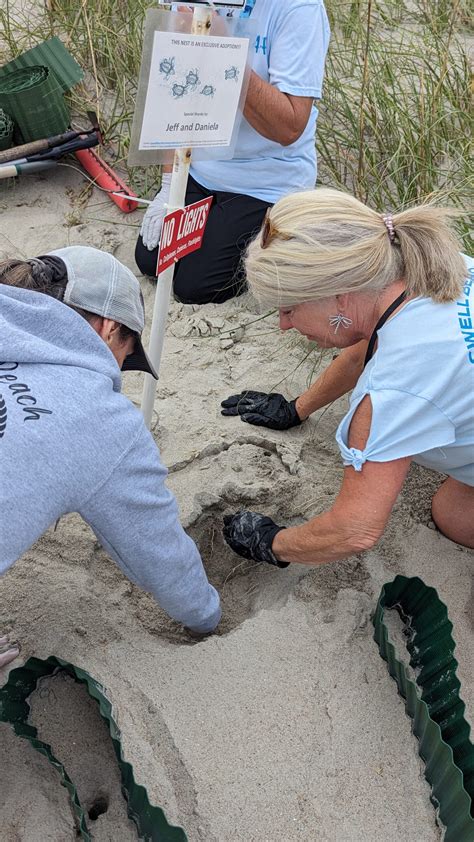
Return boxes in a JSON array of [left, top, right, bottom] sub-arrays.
[[329, 313, 353, 333]]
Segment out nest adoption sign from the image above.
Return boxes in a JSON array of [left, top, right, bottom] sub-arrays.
[[139, 30, 248, 149]]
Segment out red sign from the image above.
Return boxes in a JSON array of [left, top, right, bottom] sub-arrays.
[[157, 196, 213, 275]]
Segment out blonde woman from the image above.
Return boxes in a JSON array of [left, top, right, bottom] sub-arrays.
[[221, 189, 474, 567]]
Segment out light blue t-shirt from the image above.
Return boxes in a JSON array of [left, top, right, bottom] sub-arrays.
[[336, 256, 474, 486], [190, 0, 330, 203]]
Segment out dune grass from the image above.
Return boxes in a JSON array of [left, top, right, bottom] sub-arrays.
[[1, 0, 472, 249], [318, 0, 473, 250]]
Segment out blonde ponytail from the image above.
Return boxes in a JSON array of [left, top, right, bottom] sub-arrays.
[[391, 206, 466, 302], [246, 188, 466, 307]]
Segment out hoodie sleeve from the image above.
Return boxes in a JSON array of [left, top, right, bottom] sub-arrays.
[[78, 421, 221, 634]]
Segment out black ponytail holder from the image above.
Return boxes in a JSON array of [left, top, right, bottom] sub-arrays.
[[28, 255, 68, 284], [26, 255, 68, 299]]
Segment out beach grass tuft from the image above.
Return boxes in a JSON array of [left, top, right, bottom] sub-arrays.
[[318, 0, 473, 251]]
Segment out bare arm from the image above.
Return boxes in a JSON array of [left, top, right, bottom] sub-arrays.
[[243, 71, 313, 146], [176, 5, 318, 146], [272, 395, 412, 565], [295, 340, 369, 420]]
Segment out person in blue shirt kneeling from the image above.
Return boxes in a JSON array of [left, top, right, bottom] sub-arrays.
[[135, 0, 330, 304], [220, 188, 474, 566]]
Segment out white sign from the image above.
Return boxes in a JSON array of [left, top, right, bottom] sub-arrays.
[[139, 30, 248, 150]]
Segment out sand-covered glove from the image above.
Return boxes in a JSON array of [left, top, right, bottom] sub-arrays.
[[140, 172, 172, 251], [221, 391, 302, 430], [223, 511, 290, 568]]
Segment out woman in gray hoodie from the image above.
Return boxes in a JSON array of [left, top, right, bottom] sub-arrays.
[[0, 246, 221, 667]]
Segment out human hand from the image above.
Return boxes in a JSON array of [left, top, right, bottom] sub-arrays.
[[221, 391, 302, 430], [140, 172, 172, 251], [223, 511, 289, 567], [0, 635, 20, 668]]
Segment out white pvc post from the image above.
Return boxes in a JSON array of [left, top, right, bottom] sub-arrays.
[[140, 146, 191, 427], [141, 6, 212, 428]]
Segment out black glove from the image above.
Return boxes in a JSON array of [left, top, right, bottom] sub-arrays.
[[223, 511, 290, 568], [221, 391, 302, 431]]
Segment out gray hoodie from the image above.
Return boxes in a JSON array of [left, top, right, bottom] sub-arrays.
[[0, 285, 221, 633]]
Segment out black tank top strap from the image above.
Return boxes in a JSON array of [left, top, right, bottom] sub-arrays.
[[364, 291, 407, 368]]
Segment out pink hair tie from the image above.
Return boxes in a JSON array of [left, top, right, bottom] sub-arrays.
[[382, 213, 396, 243]]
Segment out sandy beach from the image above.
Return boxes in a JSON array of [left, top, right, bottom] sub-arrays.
[[0, 168, 472, 841]]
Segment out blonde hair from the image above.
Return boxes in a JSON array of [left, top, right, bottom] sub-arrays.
[[246, 188, 466, 307]]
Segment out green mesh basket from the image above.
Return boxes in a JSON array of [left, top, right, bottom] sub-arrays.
[[0, 64, 69, 143], [0, 107, 14, 151]]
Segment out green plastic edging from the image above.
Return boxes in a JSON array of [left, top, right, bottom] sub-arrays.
[[373, 575, 474, 842], [0, 107, 14, 151], [2, 579, 471, 840], [0, 65, 69, 143], [0, 36, 83, 93], [0, 656, 187, 841]]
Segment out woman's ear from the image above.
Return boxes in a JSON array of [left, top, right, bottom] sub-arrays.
[[335, 293, 350, 311], [95, 318, 119, 344], [88, 315, 105, 338]]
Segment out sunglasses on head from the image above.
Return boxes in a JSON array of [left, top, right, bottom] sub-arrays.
[[261, 210, 292, 250]]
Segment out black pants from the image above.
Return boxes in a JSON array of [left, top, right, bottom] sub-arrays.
[[135, 174, 272, 304]]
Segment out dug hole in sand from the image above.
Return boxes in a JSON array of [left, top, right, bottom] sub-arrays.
[[0, 171, 473, 841]]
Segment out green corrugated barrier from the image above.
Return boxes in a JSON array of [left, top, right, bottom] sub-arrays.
[[373, 575, 474, 841], [0, 36, 83, 93], [0, 64, 69, 143], [0, 107, 14, 151], [0, 579, 472, 840], [0, 656, 187, 841]]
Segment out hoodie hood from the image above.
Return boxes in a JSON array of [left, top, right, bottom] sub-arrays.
[[0, 284, 122, 391]]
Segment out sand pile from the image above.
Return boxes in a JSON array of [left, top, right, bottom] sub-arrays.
[[0, 171, 472, 841]]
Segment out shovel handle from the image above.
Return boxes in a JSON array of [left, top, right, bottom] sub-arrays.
[[0, 130, 80, 164], [0, 164, 17, 179], [0, 161, 58, 179]]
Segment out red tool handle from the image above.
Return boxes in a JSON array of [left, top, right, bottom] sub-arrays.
[[75, 148, 138, 213]]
